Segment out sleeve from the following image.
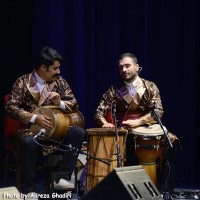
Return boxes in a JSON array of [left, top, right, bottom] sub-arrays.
[[56, 78, 79, 113], [93, 86, 115, 127], [136, 81, 164, 125], [5, 76, 35, 125]]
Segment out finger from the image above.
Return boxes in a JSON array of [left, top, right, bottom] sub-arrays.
[[44, 115, 52, 121], [43, 121, 53, 130]]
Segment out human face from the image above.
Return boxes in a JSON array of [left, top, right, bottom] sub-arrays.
[[119, 57, 139, 83], [43, 60, 61, 82]]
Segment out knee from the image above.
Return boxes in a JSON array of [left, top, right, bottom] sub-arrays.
[[69, 126, 85, 137], [20, 135, 35, 148]]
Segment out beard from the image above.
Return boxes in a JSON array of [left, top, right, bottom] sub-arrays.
[[121, 73, 136, 83]]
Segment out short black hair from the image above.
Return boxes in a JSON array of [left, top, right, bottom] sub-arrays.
[[35, 46, 63, 70], [119, 53, 138, 64]]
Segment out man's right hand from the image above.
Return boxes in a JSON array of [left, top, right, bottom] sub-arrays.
[[35, 115, 53, 130], [102, 123, 115, 128]]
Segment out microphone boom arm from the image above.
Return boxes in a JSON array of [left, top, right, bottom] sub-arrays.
[[151, 102, 173, 148], [112, 101, 122, 167]]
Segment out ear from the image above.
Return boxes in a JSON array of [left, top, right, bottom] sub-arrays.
[[135, 64, 140, 72], [40, 64, 47, 71]]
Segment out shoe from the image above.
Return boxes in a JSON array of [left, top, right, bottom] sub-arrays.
[[26, 192, 38, 200], [54, 178, 75, 190]]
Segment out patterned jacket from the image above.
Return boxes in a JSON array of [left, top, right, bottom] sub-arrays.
[[5, 71, 79, 154], [93, 77, 180, 145], [94, 77, 164, 128]]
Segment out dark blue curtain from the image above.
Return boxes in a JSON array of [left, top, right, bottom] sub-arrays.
[[32, 0, 196, 187], [0, 0, 197, 189]]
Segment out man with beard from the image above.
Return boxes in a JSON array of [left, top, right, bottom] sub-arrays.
[[93, 53, 179, 193], [6, 46, 85, 199]]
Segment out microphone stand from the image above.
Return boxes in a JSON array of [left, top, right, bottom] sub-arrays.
[[151, 102, 173, 200], [151, 102, 172, 148], [48, 138, 111, 200], [112, 102, 122, 167]]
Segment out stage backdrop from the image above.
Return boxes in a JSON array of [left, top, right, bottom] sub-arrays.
[[0, 0, 197, 189]]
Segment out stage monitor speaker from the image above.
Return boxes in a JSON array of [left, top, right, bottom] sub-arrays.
[[81, 165, 163, 200], [0, 186, 23, 200]]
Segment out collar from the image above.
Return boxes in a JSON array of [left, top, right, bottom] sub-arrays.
[[124, 76, 139, 88], [34, 71, 46, 84]]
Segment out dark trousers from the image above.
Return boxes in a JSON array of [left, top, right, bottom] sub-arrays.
[[19, 126, 85, 194], [158, 141, 178, 192], [125, 133, 178, 192]]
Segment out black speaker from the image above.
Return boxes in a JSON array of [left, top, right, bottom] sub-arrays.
[[81, 165, 163, 200]]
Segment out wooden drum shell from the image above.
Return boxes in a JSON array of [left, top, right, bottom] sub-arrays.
[[131, 124, 166, 186], [132, 124, 165, 164], [30, 106, 84, 141], [86, 128, 128, 192]]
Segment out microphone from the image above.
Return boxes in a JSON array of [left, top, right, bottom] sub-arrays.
[[149, 100, 159, 120], [112, 100, 116, 115], [138, 67, 142, 73], [33, 128, 46, 139]]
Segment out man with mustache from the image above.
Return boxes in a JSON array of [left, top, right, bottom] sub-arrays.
[[6, 46, 85, 199], [94, 53, 179, 194]]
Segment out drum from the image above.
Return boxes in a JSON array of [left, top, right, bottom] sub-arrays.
[[132, 124, 166, 185], [30, 106, 84, 141], [86, 128, 128, 192]]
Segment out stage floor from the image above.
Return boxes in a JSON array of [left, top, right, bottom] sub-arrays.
[[1, 163, 200, 200], [170, 188, 200, 200]]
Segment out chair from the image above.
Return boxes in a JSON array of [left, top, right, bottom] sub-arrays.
[[4, 94, 21, 190], [4, 94, 50, 192], [4, 94, 87, 193], [4, 94, 51, 192]]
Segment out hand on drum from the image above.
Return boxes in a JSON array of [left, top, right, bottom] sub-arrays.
[[48, 92, 61, 106], [35, 114, 53, 130], [102, 122, 115, 128], [121, 119, 141, 128]]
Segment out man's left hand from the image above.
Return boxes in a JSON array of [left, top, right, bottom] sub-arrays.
[[49, 92, 61, 106], [121, 119, 141, 128]]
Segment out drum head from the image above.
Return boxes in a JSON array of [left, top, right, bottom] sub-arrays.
[[30, 107, 56, 138], [132, 124, 166, 136]]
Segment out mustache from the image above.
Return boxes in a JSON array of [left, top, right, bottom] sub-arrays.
[[121, 72, 129, 77], [53, 74, 59, 78]]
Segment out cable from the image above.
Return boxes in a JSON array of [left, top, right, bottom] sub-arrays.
[[32, 136, 72, 152]]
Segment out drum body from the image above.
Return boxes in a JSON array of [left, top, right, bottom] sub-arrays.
[[132, 124, 165, 163], [132, 124, 165, 185], [86, 128, 128, 192], [30, 106, 84, 141]]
